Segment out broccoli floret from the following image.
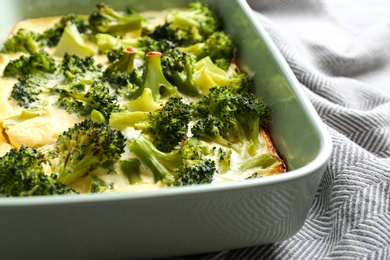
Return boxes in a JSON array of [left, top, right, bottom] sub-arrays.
[[54, 119, 126, 185], [43, 13, 89, 46], [102, 47, 142, 99], [120, 158, 142, 184], [161, 49, 200, 96], [106, 47, 137, 73], [192, 86, 270, 156], [54, 79, 120, 121], [114, 71, 143, 100], [192, 56, 251, 94], [216, 147, 232, 174], [95, 33, 137, 53], [1, 29, 47, 54], [110, 97, 192, 152], [88, 3, 144, 36], [169, 1, 220, 39], [136, 51, 179, 101], [237, 153, 281, 173], [142, 37, 178, 53], [82, 80, 121, 119], [0, 145, 78, 197], [90, 175, 114, 193], [191, 87, 282, 173], [104, 50, 180, 104], [10, 74, 52, 108], [180, 31, 234, 70], [147, 2, 220, 46], [161, 53, 250, 96], [55, 54, 114, 119], [146, 23, 195, 47], [129, 135, 215, 185], [3, 51, 57, 77], [107, 48, 124, 63], [96, 47, 142, 102], [96, 33, 175, 55], [122, 88, 162, 112], [61, 53, 103, 83], [53, 23, 96, 58]]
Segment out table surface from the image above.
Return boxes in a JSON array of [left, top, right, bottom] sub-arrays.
[[326, 0, 390, 30]]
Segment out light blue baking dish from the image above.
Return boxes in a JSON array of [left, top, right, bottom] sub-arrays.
[[0, 0, 332, 259]]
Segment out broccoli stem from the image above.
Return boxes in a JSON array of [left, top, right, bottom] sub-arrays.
[[123, 88, 163, 112], [109, 111, 150, 128], [120, 158, 142, 184], [56, 146, 101, 185], [172, 53, 200, 96], [106, 47, 137, 72], [143, 51, 179, 101], [129, 135, 177, 183], [238, 153, 279, 173], [53, 23, 95, 58]]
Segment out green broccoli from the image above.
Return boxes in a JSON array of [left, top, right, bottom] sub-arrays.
[[106, 47, 137, 73], [216, 147, 232, 174], [95, 33, 137, 53], [53, 79, 120, 121], [147, 1, 220, 46], [120, 158, 142, 184], [193, 56, 251, 94], [43, 13, 90, 46], [116, 51, 179, 103], [237, 153, 281, 173], [102, 47, 143, 100], [95, 33, 175, 55], [129, 135, 215, 185], [107, 48, 125, 63], [179, 31, 234, 70], [168, 1, 220, 39], [192, 86, 270, 156], [161, 49, 200, 96], [88, 3, 144, 36], [3, 51, 57, 77], [191, 86, 282, 173], [110, 97, 192, 152], [139, 51, 179, 100], [10, 74, 52, 108], [145, 23, 195, 47], [53, 23, 96, 58], [61, 53, 103, 83], [0, 145, 78, 197], [1, 29, 47, 54], [90, 175, 114, 193], [161, 52, 250, 96], [54, 119, 126, 185], [56, 55, 113, 119]]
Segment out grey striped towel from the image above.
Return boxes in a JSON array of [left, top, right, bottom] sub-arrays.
[[180, 0, 390, 259]]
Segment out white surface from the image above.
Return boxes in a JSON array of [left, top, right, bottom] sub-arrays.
[[325, 0, 390, 30]]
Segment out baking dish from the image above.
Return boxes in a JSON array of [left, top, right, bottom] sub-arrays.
[[0, 0, 332, 259]]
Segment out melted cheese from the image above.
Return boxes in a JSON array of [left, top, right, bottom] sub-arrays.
[[5, 107, 82, 148]]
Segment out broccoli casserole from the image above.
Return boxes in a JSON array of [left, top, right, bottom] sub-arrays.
[[0, 2, 285, 196]]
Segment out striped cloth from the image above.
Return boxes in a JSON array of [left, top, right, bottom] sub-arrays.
[[181, 0, 390, 259]]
